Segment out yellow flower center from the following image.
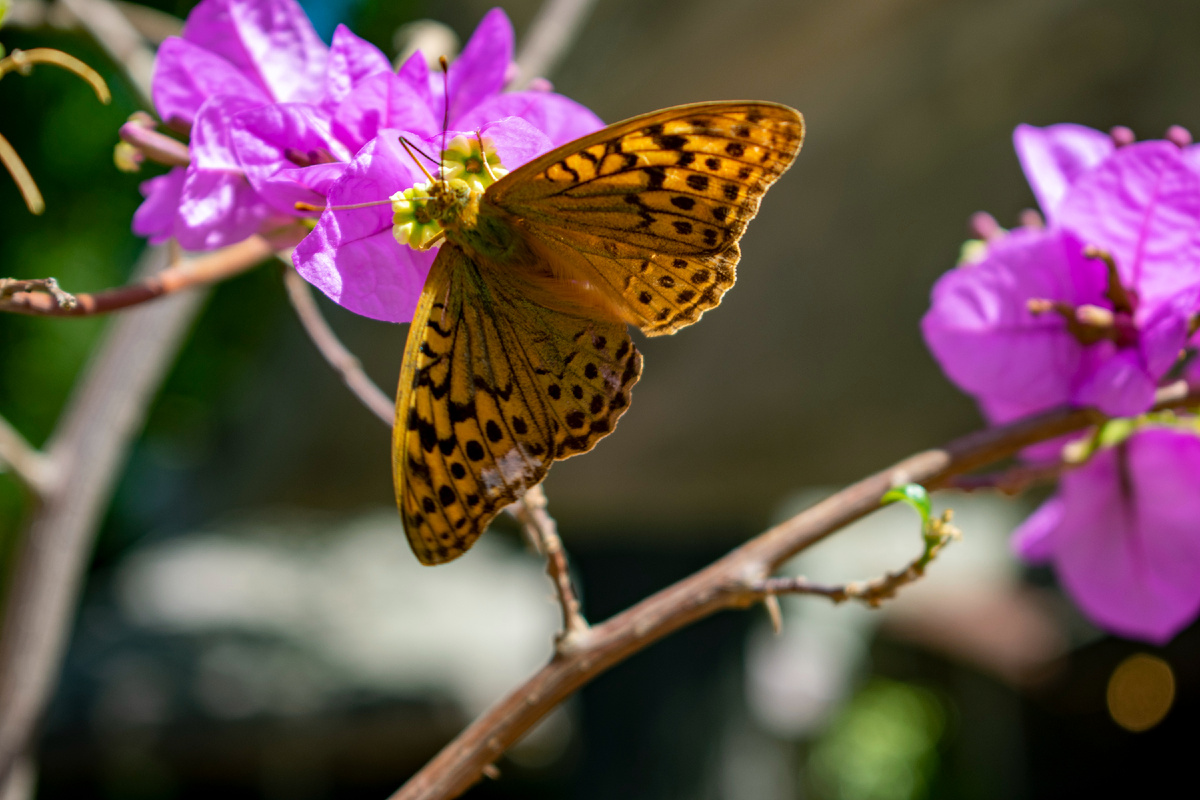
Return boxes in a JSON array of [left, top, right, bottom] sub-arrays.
[[391, 135, 507, 249]]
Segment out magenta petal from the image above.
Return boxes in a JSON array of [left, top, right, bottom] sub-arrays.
[[152, 38, 267, 128], [1013, 123, 1112, 221], [326, 132, 423, 238], [473, 117, 553, 170], [132, 167, 187, 243], [183, 0, 328, 104], [1053, 430, 1200, 643], [1071, 349, 1157, 417], [1011, 496, 1063, 564], [323, 24, 392, 110], [442, 8, 513, 124], [276, 162, 348, 199], [175, 169, 276, 250], [458, 91, 604, 147], [190, 95, 265, 169], [395, 51, 434, 112], [1138, 299, 1191, 378], [230, 102, 349, 213], [333, 71, 440, 151], [292, 131, 429, 322], [921, 230, 1080, 410], [293, 228, 434, 323], [1057, 141, 1200, 306]]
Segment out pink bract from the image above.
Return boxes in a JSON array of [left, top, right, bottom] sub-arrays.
[[135, 0, 390, 248], [1012, 428, 1200, 644]]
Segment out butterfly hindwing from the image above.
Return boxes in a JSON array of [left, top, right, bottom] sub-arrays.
[[484, 102, 804, 335], [394, 244, 643, 565]]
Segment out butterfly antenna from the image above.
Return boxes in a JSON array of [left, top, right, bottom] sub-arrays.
[[295, 199, 393, 212], [398, 137, 439, 166], [476, 130, 499, 183], [399, 137, 438, 184], [439, 55, 450, 190]]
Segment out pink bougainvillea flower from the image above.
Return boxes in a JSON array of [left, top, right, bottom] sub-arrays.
[[293, 117, 553, 322], [328, 7, 601, 152], [1012, 427, 1200, 643], [134, 0, 390, 249], [923, 140, 1200, 419], [291, 8, 604, 324], [1013, 123, 1113, 221]]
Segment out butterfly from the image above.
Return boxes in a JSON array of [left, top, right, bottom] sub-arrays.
[[394, 101, 804, 564]]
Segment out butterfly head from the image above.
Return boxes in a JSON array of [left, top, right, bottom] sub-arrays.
[[391, 134, 508, 250]]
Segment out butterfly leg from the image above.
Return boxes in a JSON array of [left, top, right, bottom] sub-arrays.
[[508, 485, 590, 651]]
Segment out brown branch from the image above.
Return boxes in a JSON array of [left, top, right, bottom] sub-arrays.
[[0, 246, 211, 785], [0, 131, 45, 215], [0, 47, 111, 102], [281, 269, 396, 425], [1, 236, 273, 316], [0, 414, 55, 495], [5, 1, 182, 45], [387, 383, 1200, 800], [508, 484, 590, 648], [0, 277, 76, 309], [57, 0, 155, 104], [946, 461, 1068, 494], [510, 0, 600, 89]]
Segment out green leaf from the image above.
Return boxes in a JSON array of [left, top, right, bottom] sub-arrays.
[[882, 483, 932, 532]]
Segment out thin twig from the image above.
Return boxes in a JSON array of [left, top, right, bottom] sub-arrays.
[[0, 47, 111, 102], [4, 0, 182, 44], [386, 383, 1200, 800], [0, 132, 45, 215], [0, 247, 210, 786], [281, 268, 396, 425], [755, 510, 961, 608], [280, 270, 590, 643], [508, 485, 590, 648], [0, 236, 273, 316], [57, 0, 155, 103], [510, 0, 599, 89], [0, 277, 76, 309], [0, 415, 55, 495]]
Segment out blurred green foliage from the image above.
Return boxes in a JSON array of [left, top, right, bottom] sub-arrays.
[[809, 679, 947, 800]]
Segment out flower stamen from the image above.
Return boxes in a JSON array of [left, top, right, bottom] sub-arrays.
[[1083, 244, 1138, 315]]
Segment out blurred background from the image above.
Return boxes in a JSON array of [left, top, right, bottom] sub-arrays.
[[2, 0, 1199, 797]]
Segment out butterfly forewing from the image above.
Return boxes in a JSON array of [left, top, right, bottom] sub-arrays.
[[484, 102, 804, 335], [394, 244, 643, 565]]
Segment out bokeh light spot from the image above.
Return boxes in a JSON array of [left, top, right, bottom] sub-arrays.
[[1107, 653, 1175, 732]]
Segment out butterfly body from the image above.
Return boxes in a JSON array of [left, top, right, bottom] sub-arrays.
[[395, 101, 804, 564]]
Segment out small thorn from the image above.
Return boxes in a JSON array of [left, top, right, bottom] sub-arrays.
[[482, 764, 501, 780], [763, 594, 783, 635]]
